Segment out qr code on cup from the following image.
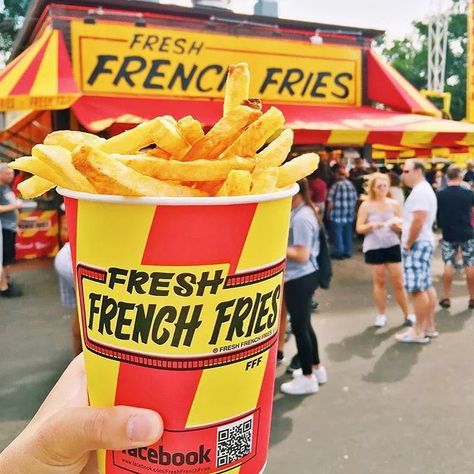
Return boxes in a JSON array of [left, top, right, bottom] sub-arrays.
[[216, 413, 253, 467]]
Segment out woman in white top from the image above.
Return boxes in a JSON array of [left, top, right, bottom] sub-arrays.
[[389, 172, 405, 210], [356, 173, 414, 328]]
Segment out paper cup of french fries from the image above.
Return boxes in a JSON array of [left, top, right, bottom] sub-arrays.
[[10, 63, 318, 474]]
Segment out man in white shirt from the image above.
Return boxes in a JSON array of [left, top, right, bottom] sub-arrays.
[[396, 159, 438, 344]]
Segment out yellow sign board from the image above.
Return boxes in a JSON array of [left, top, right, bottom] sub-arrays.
[[71, 20, 362, 106], [468, 0, 474, 121]]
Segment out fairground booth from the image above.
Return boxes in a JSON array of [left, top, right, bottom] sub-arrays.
[[2, 0, 474, 258]]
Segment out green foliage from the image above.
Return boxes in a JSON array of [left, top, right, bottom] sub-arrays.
[[379, 7, 467, 120], [0, 0, 29, 58]]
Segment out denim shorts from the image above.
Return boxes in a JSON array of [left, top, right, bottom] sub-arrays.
[[402, 241, 434, 293], [440, 239, 474, 267]]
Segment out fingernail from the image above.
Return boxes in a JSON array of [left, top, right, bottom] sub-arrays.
[[127, 412, 161, 443]]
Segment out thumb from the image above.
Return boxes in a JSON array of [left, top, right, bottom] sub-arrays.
[[35, 406, 163, 464]]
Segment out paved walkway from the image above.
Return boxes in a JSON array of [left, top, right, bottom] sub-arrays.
[[1, 251, 474, 473]]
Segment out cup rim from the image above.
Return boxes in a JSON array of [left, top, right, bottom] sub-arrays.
[[57, 184, 299, 206]]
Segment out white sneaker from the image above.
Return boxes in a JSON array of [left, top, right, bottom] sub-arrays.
[[406, 314, 416, 326], [292, 366, 328, 384], [281, 374, 319, 395], [374, 314, 386, 327], [314, 366, 328, 384]]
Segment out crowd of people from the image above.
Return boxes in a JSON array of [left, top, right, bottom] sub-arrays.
[[278, 156, 474, 395]]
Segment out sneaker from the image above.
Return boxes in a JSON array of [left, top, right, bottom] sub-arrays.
[[286, 355, 301, 374], [277, 350, 286, 365], [292, 366, 328, 385], [439, 298, 451, 308], [280, 374, 319, 395], [0, 285, 23, 297], [404, 314, 416, 326], [374, 315, 386, 327], [425, 330, 439, 338], [395, 330, 430, 344]]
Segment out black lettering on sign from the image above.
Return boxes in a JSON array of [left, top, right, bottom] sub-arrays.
[[259, 68, 282, 94], [310, 72, 331, 98], [143, 59, 170, 90], [87, 55, 118, 85], [332, 72, 353, 99], [278, 68, 304, 95], [188, 41, 204, 56], [143, 35, 160, 51], [196, 64, 224, 92], [151, 306, 176, 345], [168, 63, 198, 91], [171, 304, 203, 347], [174, 38, 186, 55], [132, 303, 156, 344], [115, 301, 135, 340], [113, 56, 147, 87]]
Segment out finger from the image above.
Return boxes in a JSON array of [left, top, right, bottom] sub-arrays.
[[35, 406, 163, 464]]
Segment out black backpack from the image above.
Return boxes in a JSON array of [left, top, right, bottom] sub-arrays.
[[316, 224, 332, 290]]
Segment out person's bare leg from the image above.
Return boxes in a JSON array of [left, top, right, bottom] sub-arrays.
[[0, 266, 7, 291], [425, 286, 438, 333], [371, 265, 386, 315], [386, 262, 410, 318], [412, 290, 430, 337], [442, 264, 454, 300], [465, 265, 474, 299]]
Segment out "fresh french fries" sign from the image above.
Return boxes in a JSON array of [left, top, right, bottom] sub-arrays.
[[71, 20, 362, 106]]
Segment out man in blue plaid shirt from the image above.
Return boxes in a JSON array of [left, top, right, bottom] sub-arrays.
[[327, 167, 358, 259]]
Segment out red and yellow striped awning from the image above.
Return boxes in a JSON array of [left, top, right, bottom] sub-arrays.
[[0, 29, 80, 111]]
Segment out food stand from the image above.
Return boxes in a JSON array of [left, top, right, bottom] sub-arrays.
[[2, 0, 474, 257]]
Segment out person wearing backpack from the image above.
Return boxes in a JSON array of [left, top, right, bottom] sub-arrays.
[[280, 178, 328, 396]]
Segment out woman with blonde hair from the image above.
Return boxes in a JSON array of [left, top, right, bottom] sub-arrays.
[[356, 173, 415, 327]]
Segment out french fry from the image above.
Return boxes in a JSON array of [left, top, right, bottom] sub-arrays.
[[220, 106, 285, 158], [98, 117, 167, 154], [177, 116, 204, 145], [17, 176, 55, 199], [254, 128, 294, 171], [277, 153, 320, 188], [44, 130, 106, 151], [216, 170, 252, 196], [223, 63, 250, 115], [152, 117, 190, 159], [9, 156, 76, 189], [114, 155, 256, 181], [193, 180, 225, 196], [72, 145, 207, 197], [251, 167, 279, 195], [32, 144, 95, 193], [181, 106, 261, 161], [146, 147, 171, 159]]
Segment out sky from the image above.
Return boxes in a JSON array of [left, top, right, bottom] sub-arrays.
[[160, 0, 441, 41]]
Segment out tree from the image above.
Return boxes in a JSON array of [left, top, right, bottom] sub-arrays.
[[377, 2, 467, 121], [0, 0, 29, 59]]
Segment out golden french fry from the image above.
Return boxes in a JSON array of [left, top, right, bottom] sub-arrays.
[[114, 155, 256, 181], [181, 106, 261, 161], [277, 153, 320, 188], [99, 117, 167, 154], [44, 130, 106, 151], [17, 176, 55, 199], [152, 117, 190, 159], [255, 128, 294, 171], [220, 107, 285, 158], [146, 147, 171, 159], [223, 63, 250, 115], [177, 116, 204, 145], [251, 167, 279, 195], [193, 180, 225, 196], [72, 146, 207, 197], [32, 144, 96, 193], [216, 170, 252, 196], [9, 156, 75, 188]]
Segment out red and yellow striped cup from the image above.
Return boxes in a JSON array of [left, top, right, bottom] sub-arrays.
[[60, 186, 296, 474]]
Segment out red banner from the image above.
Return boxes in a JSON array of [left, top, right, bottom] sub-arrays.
[[15, 210, 59, 260]]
